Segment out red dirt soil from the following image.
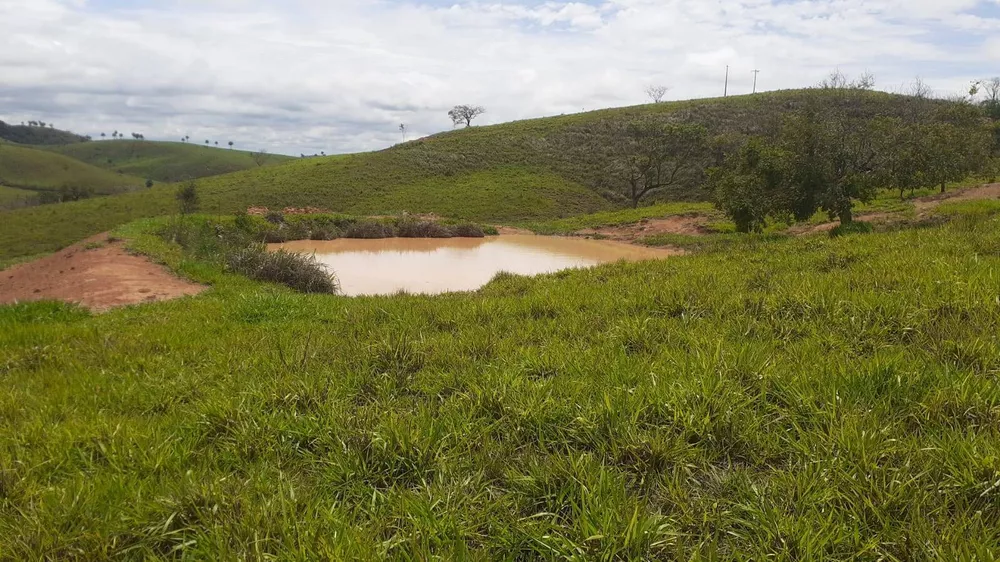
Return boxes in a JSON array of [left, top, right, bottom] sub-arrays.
[[0, 234, 205, 312]]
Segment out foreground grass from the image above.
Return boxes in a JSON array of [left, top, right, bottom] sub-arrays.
[[47, 141, 294, 183], [2, 209, 1000, 558]]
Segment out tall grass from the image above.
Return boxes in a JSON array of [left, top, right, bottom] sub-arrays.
[[2, 210, 1000, 558]]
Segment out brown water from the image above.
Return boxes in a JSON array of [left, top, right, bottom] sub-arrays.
[[271, 235, 680, 296]]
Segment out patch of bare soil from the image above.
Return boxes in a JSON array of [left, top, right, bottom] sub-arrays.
[[787, 212, 895, 236], [0, 234, 206, 312], [497, 226, 534, 235], [913, 183, 1000, 212], [576, 215, 711, 241]]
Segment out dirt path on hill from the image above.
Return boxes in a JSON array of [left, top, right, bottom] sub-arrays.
[[0, 234, 205, 312]]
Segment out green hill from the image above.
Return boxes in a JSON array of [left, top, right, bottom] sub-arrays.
[[0, 89, 964, 260], [0, 185, 37, 209], [0, 120, 89, 145], [48, 141, 294, 183], [0, 144, 145, 198]]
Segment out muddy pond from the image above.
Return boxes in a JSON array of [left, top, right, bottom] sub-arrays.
[[271, 235, 679, 296]]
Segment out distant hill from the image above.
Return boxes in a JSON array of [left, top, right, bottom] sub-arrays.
[[0, 121, 89, 145], [0, 143, 145, 200], [0, 89, 973, 259], [47, 141, 294, 183]]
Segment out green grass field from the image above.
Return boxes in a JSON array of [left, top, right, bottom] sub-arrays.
[[0, 89, 963, 261], [0, 185, 37, 208], [48, 141, 293, 183], [0, 166, 611, 260], [0, 144, 145, 194], [2, 204, 1000, 558]]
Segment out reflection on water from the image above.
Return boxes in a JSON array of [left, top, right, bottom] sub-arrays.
[[270, 235, 679, 296]]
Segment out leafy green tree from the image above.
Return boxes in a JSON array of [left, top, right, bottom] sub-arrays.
[[176, 182, 199, 215], [778, 105, 883, 223], [710, 138, 786, 232], [609, 120, 709, 208], [448, 105, 485, 127]]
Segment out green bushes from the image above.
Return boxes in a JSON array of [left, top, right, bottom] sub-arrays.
[[396, 220, 454, 238], [225, 243, 339, 294], [344, 221, 396, 239], [264, 214, 491, 241]]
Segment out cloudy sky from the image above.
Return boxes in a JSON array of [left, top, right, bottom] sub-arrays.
[[2, 0, 999, 155]]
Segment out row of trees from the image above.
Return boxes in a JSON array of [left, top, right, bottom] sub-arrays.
[[605, 79, 1000, 228], [711, 99, 997, 231], [22, 121, 55, 128], [99, 131, 145, 140]]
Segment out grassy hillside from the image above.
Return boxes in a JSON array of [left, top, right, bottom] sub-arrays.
[[0, 120, 89, 145], [48, 141, 294, 183], [0, 185, 37, 209], [2, 205, 1000, 557], [0, 144, 145, 196], [0, 89, 965, 259]]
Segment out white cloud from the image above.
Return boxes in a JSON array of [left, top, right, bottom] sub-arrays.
[[0, 0, 997, 155]]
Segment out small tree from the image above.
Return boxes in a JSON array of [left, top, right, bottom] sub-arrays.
[[399, 124, 407, 142], [979, 77, 1000, 120], [448, 105, 485, 127], [710, 138, 787, 232], [145, 179, 154, 189], [228, 141, 234, 149], [908, 76, 932, 99], [176, 182, 199, 215], [251, 149, 269, 167], [608, 119, 710, 208], [100, 132, 106, 139], [205, 140, 210, 145], [645, 85, 670, 103]]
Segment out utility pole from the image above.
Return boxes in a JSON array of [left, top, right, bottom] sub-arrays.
[[724, 65, 729, 97], [752, 69, 760, 94]]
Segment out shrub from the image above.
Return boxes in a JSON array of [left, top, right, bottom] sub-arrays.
[[396, 220, 453, 238], [261, 229, 288, 243], [344, 221, 395, 239], [310, 227, 340, 241], [265, 211, 285, 225], [284, 223, 311, 241], [448, 223, 486, 238], [225, 243, 338, 294], [233, 211, 255, 233]]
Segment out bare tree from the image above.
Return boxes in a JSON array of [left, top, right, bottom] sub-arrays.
[[608, 119, 710, 208], [982, 77, 1000, 103], [819, 69, 850, 89], [908, 76, 932, 99], [818, 68, 875, 90], [855, 71, 876, 90], [645, 85, 670, 103], [251, 149, 269, 167], [448, 105, 485, 127]]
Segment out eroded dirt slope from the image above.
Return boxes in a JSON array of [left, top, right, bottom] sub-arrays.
[[0, 234, 205, 312]]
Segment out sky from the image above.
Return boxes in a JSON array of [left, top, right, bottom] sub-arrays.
[[1, 0, 999, 156]]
